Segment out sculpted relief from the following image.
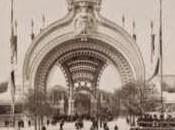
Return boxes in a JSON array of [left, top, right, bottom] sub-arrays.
[[74, 6, 96, 35]]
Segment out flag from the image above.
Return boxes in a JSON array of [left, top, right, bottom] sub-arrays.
[[132, 21, 137, 41], [133, 34, 137, 41], [151, 34, 156, 63], [152, 58, 160, 78], [31, 32, 35, 41], [42, 14, 45, 24], [10, 0, 17, 64], [150, 21, 156, 63], [122, 15, 125, 28], [42, 14, 46, 28], [10, 70, 16, 104], [11, 70, 16, 94], [10, 0, 14, 26], [10, 31, 17, 64], [159, 0, 163, 59], [159, 30, 163, 57], [31, 19, 35, 40], [40, 14, 46, 31]]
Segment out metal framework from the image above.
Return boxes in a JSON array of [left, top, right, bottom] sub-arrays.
[[23, 0, 145, 116]]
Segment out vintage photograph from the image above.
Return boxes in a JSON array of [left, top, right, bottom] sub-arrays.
[[0, 0, 175, 130]]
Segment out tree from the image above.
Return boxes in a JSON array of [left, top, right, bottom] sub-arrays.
[[114, 81, 160, 116], [117, 82, 142, 115], [24, 89, 53, 130], [141, 82, 161, 112]]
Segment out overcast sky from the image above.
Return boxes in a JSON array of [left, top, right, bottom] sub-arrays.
[[0, 0, 175, 90]]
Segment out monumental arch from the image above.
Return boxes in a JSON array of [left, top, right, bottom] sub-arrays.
[[23, 0, 145, 115]]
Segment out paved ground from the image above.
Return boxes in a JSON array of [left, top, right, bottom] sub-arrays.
[[0, 118, 130, 130]]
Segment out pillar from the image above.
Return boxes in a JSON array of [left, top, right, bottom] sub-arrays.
[[90, 95, 97, 117], [68, 86, 75, 116], [59, 93, 65, 115]]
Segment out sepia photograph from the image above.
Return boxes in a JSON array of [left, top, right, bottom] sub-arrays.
[[0, 0, 175, 130]]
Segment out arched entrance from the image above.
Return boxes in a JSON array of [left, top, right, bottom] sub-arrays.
[[23, 0, 145, 116], [74, 90, 91, 117]]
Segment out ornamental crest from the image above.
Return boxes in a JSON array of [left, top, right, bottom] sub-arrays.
[[74, 6, 96, 35]]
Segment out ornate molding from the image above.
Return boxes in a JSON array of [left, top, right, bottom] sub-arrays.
[[71, 0, 100, 36]]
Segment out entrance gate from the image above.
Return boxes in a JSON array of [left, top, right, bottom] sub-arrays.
[[23, 0, 145, 116]]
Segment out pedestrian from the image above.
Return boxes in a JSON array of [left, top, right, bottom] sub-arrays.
[[42, 126, 46, 130], [103, 123, 109, 130], [114, 125, 118, 130], [75, 120, 79, 130], [18, 121, 21, 128], [93, 118, 98, 129], [21, 120, 24, 128], [99, 116, 103, 128], [79, 118, 84, 129], [60, 119, 64, 130], [126, 117, 129, 124], [5, 120, 9, 127], [90, 124, 95, 130], [90, 122, 98, 130], [47, 120, 50, 126], [28, 120, 31, 127]]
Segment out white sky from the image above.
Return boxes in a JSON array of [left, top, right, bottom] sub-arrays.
[[0, 0, 175, 90]]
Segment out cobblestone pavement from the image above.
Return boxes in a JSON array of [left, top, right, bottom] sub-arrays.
[[0, 118, 130, 130]]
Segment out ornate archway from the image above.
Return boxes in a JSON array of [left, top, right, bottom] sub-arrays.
[[23, 0, 145, 116], [35, 38, 134, 92]]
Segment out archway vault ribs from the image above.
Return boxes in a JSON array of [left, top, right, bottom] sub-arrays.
[[34, 38, 135, 93]]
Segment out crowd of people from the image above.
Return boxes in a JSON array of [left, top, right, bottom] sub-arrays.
[[12, 115, 118, 130], [66, 116, 118, 130], [2, 115, 119, 130]]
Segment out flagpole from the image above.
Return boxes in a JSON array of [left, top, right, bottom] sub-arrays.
[[10, 0, 16, 127], [10, 0, 14, 29], [159, 0, 164, 113]]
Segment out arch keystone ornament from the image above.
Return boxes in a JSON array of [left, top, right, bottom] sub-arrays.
[[23, 0, 145, 116]]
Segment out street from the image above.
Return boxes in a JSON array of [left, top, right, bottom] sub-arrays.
[[0, 118, 130, 130]]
